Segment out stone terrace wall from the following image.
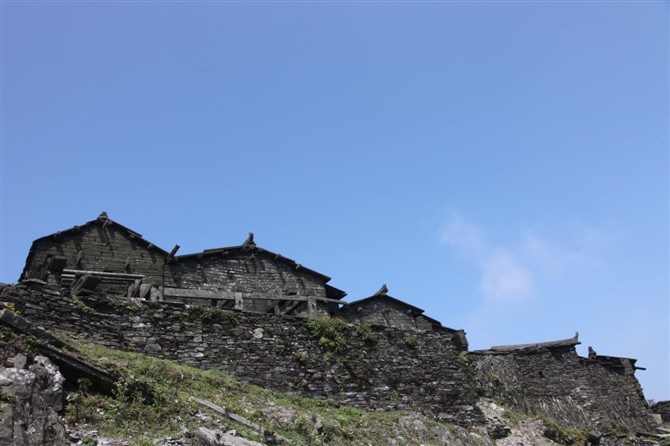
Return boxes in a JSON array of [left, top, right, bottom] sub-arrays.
[[470, 348, 656, 434], [651, 401, 670, 425], [0, 283, 482, 426]]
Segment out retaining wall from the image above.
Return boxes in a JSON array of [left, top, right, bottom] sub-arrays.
[[0, 283, 481, 425]]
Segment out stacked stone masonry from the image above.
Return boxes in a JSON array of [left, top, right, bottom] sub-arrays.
[[470, 348, 656, 433], [0, 283, 482, 426]]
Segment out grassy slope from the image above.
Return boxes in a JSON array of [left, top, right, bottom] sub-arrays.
[[64, 339, 493, 446]]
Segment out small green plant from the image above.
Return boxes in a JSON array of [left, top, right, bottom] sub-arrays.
[[608, 420, 630, 436], [2, 301, 20, 314], [404, 336, 417, 348], [356, 324, 376, 344], [293, 351, 308, 364], [490, 373, 501, 383], [187, 306, 239, 325], [73, 377, 92, 422], [457, 351, 470, 364], [71, 294, 95, 313], [542, 417, 598, 445], [25, 334, 40, 347], [0, 391, 16, 403], [502, 408, 530, 427], [306, 316, 348, 354], [81, 436, 97, 446]]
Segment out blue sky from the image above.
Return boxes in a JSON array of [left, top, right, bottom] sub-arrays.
[[1, 1, 668, 400]]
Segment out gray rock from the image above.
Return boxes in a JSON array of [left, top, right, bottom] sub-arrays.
[[0, 355, 67, 446], [192, 427, 266, 446]]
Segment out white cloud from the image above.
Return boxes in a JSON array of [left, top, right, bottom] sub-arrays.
[[439, 213, 602, 305], [439, 213, 486, 255], [520, 231, 601, 276], [480, 249, 535, 304]]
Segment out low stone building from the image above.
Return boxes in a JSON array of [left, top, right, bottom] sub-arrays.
[[21, 212, 346, 317], [340, 284, 444, 331]]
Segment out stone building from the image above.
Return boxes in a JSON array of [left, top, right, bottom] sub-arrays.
[[340, 284, 444, 331], [21, 212, 346, 317], [470, 333, 656, 433]]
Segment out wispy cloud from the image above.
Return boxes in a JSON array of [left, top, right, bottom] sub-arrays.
[[439, 214, 486, 255], [480, 249, 535, 303], [439, 212, 602, 305]]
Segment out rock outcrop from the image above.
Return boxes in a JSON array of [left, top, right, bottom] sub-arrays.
[[0, 355, 68, 446]]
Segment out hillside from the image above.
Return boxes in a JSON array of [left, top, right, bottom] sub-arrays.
[[1, 282, 668, 445], [1, 325, 664, 446]]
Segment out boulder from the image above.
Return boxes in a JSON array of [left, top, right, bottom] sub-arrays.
[[192, 427, 266, 446], [0, 355, 67, 446]]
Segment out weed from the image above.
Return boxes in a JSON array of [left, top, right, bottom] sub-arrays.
[[293, 351, 308, 364], [542, 417, 598, 445], [71, 294, 95, 313], [81, 436, 97, 446], [306, 316, 348, 354], [356, 324, 376, 344], [502, 408, 530, 427], [187, 306, 239, 325], [25, 334, 40, 348], [72, 377, 93, 422], [404, 336, 417, 348], [608, 421, 630, 436], [0, 391, 16, 403], [1, 301, 19, 314]]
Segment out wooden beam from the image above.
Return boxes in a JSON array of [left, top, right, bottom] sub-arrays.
[[165, 244, 180, 264], [62, 269, 144, 279], [161, 288, 345, 305]]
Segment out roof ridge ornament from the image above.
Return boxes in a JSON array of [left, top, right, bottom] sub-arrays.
[[374, 284, 388, 296], [242, 232, 256, 247], [97, 211, 109, 221]]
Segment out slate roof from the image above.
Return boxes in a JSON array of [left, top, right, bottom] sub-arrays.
[[347, 284, 424, 313], [475, 332, 581, 353], [29, 212, 170, 255], [21, 212, 169, 280], [592, 354, 645, 371], [345, 284, 443, 327]]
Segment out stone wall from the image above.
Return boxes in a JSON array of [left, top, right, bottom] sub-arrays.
[[651, 401, 670, 425], [0, 283, 482, 426], [2, 282, 657, 433], [469, 348, 656, 433]]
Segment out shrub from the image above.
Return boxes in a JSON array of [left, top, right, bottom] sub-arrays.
[[187, 306, 238, 325], [306, 317, 348, 354]]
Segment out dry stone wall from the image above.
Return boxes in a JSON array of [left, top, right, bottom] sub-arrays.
[[1, 282, 657, 433], [470, 349, 656, 434], [0, 283, 482, 426]]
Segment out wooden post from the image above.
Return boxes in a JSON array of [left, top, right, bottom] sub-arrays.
[[307, 297, 317, 319], [234, 292, 244, 311]]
